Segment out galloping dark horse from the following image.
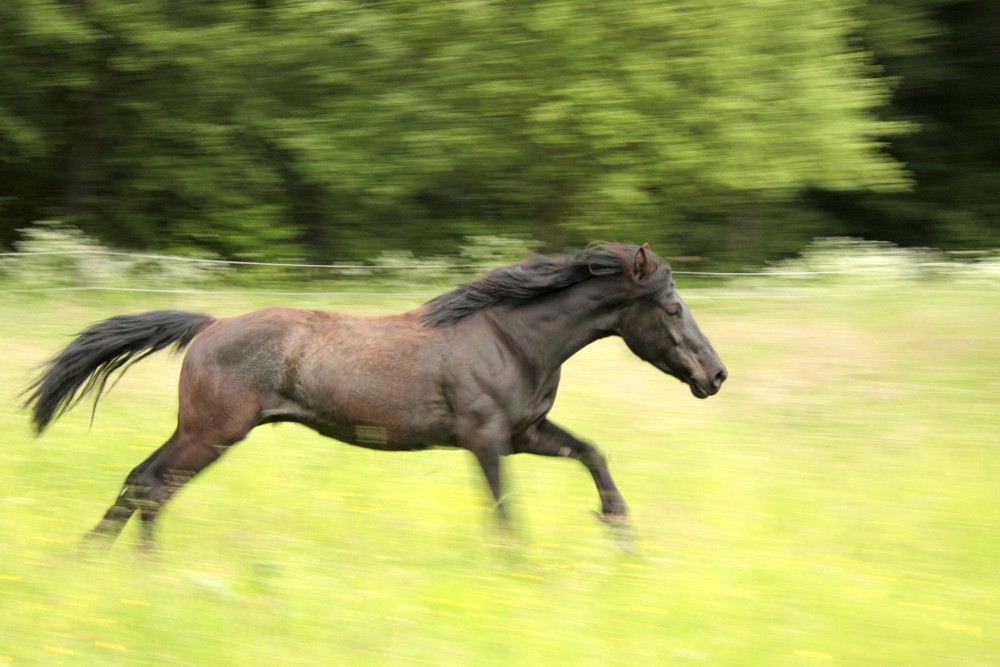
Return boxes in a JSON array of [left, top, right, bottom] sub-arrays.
[[24, 243, 726, 548]]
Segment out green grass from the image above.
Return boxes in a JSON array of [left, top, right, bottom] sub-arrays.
[[1, 285, 997, 665]]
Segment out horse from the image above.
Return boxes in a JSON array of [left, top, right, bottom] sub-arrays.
[[23, 243, 726, 549]]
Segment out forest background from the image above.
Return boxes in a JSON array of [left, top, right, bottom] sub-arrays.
[[1, 0, 998, 268]]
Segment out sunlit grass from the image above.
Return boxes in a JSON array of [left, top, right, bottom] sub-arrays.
[[1, 285, 997, 665]]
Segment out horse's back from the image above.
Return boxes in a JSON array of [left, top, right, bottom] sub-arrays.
[[183, 307, 317, 377]]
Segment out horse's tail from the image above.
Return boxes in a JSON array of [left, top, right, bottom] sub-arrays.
[[23, 310, 216, 434]]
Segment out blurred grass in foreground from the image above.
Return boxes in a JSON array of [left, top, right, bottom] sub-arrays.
[[0, 281, 997, 666]]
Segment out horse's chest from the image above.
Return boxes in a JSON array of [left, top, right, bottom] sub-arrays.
[[501, 372, 559, 432], [509, 372, 560, 432]]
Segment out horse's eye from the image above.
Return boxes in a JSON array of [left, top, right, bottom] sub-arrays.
[[665, 304, 682, 317]]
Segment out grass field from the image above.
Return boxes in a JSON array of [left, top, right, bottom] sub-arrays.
[[1, 282, 997, 665]]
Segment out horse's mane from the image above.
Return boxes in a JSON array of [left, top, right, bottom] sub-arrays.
[[419, 243, 644, 327]]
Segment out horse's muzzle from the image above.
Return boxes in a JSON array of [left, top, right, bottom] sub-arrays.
[[690, 368, 727, 399]]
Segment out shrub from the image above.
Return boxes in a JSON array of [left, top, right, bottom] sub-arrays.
[[742, 237, 1000, 287], [1, 221, 228, 288]]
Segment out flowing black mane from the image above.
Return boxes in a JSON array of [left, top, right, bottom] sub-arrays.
[[419, 243, 644, 327]]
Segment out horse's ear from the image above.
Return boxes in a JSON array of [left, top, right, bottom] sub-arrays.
[[632, 243, 655, 280]]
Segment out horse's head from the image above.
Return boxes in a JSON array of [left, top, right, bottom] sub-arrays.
[[618, 244, 727, 399]]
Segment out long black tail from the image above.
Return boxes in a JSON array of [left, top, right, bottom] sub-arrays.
[[23, 310, 216, 434]]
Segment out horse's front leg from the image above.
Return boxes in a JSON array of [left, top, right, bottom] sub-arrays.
[[470, 444, 508, 524], [459, 418, 516, 537], [512, 419, 629, 524]]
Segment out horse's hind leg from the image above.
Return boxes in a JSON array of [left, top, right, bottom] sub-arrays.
[[132, 387, 265, 548], [83, 408, 256, 550], [81, 434, 180, 549], [133, 429, 231, 549]]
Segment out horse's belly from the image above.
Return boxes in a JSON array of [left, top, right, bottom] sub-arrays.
[[291, 376, 454, 451], [311, 413, 452, 451]]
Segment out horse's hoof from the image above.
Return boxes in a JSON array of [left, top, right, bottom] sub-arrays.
[[591, 512, 636, 552], [591, 510, 629, 525], [77, 532, 115, 559]]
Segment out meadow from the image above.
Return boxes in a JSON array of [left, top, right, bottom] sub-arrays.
[[0, 277, 997, 665]]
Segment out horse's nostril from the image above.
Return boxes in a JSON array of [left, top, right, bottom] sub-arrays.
[[713, 368, 728, 388]]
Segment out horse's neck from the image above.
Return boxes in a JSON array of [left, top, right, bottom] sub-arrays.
[[489, 279, 622, 371]]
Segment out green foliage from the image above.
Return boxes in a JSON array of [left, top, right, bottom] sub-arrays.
[[0, 0, 917, 265]]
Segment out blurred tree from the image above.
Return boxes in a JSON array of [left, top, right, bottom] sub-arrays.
[[1, 0, 915, 264], [307, 0, 910, 260], [0, 0, 94, 247], [810, 0, 1000, 251], [0, 0, 302, 259]]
